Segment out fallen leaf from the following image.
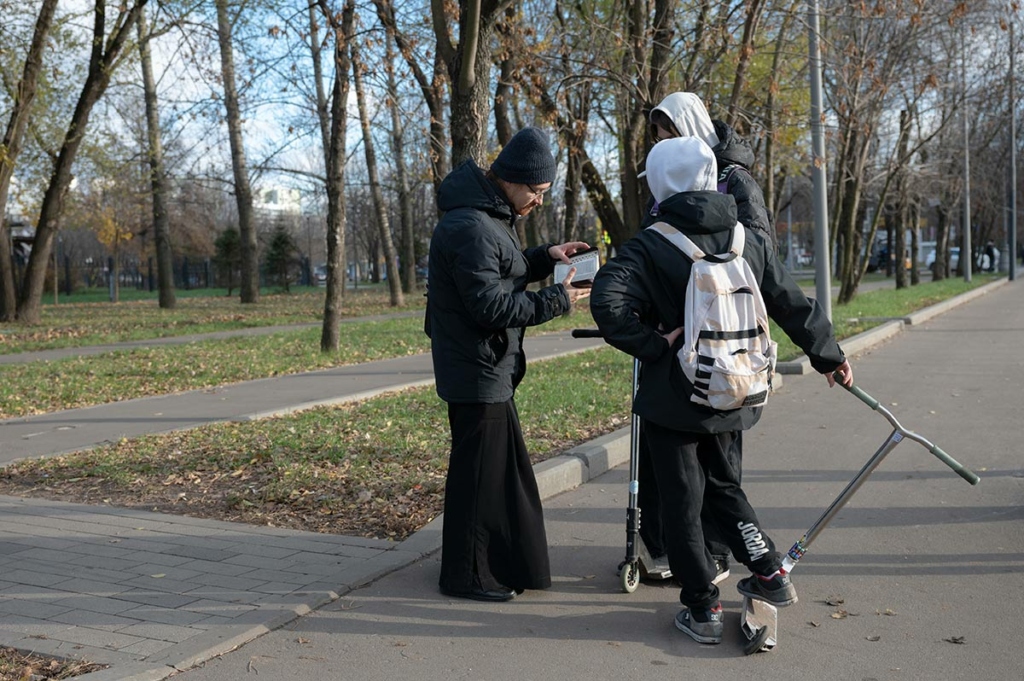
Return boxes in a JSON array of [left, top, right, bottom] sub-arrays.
[[825, 596, 845, 606], [808, 621, 820, 627], [866, 635, 881, 642], [831, 609, 849, 619], [150, 574, 165, 579], [944, 636, 966, 645]]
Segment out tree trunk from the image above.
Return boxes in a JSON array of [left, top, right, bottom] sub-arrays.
[[0, 0, 58, 322], [726, 0, 765, 130], [215, 0, 258, 304], [374, 0, 448, 194], [318, 0, 356, 352], [432, 0, 514, 167], [16, 0, 148, 324], [351, 26, 403, 306], [384, 32, 416, 294], [763, 2, 797, 221], [138, 6, 176, 309]]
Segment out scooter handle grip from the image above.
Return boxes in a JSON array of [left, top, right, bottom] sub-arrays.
[[571, 329, 604, 339], [833, 374, 879, 410], [929, 445, 981, 485]]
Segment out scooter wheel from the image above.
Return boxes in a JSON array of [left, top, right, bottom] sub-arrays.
[[742, 625, 771, 655], [620, 561, 641, 593]]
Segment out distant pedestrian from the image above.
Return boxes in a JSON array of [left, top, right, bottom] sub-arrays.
[[591, 137, 852, 644], [984, 240, 996, 272], [426, 127, 591, 602]]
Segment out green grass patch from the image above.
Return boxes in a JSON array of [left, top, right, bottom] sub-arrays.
[[0, 348, 633, 540], [0, 318, 432, 418], [0, 286, 423, 354]]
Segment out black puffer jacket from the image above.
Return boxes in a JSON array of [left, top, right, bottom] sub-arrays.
[[591, 190, 843, 433], [426, 160, 570, 404], [712, 120, 775, 247]]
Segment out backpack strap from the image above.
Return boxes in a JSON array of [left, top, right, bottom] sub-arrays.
[[647, 221, 745, 264], [717, 164, 742, 194]]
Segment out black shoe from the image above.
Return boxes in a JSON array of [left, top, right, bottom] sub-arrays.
[[439, 585, 516, 602], [736, 571, 797, 607]]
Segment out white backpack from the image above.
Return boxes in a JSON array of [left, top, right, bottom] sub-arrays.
[[648, 221, 778, 410]]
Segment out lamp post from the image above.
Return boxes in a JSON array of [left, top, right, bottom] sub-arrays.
[[1010, 17, 1017, 281], [961, 20, 972, 282], [809, 0, 832, 319]]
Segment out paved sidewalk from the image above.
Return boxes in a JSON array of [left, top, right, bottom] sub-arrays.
[[0, 279, 1014, 680]]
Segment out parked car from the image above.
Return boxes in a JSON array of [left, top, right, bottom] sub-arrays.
[[313, 265, 327, 286], [925, 247, 959, 273]]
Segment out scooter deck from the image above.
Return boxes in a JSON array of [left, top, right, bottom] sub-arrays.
[[740, 596, 778, 654]]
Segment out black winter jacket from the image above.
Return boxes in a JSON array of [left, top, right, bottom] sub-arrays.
[[591, 191, 844, 433], [712, 120, 776, 248], [426, 160, 570, 404]]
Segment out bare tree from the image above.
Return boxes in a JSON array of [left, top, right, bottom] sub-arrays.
[[16, 0, 150, 324], [382, 30, 417, 294], [214, 0, 258, 304], [314, 0, 356, 352], [351, 19, 403, 305], [0, 0, 59, 322], [137, 5, 176, 309]]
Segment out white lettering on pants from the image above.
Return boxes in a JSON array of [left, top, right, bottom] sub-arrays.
[[737, 521, 769, 560]]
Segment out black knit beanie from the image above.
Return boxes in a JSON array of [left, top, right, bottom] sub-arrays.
[[490, 127, 557, 185]]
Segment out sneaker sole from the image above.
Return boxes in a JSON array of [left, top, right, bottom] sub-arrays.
[[712, 568, 730, 586], [674, 616, 722, 644], [736, 582, 797, 607]]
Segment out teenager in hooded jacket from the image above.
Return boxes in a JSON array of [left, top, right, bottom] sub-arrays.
[[637, 92, 777, 580], [646, 92, 775, 247], [590, 137, 852, 644], [426, 127, 591, 603]]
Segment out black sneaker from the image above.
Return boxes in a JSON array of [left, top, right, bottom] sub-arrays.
[[736, 571, 797, 607], [674, 604, 724, 644], [712, 558, 730, 585]]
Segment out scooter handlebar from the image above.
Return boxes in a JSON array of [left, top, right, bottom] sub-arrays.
[[833, 372, 879, 409], [834, 372, 980, 486], [929, 444, 981, 485], [571, 328, 605, 339]]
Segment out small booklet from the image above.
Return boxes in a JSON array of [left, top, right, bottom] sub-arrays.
[[553, 247, 601, 288]]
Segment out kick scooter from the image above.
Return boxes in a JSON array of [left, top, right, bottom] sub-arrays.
[[739, 374, 980, 654]]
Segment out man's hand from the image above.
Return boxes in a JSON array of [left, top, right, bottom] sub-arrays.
[[661, 326, 683, 348], [560, 267, 591, 304], [826, 359, 853, 387], [548, 241, 590, 263]]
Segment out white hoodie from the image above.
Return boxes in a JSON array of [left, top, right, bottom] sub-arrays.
[[651, 92, 720, 148], [645, 137, 718, 204]]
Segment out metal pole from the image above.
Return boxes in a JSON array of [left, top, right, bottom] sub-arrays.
[[809, 0, 832, 319], [787, 175, 794, 271], [1011, 18, 1017, 281], [962, 22, 972, 282]]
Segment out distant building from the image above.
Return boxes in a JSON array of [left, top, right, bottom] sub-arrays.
[[254, 187, 302, 216]]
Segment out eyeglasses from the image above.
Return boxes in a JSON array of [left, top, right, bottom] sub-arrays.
[[526, 184, 551, 199]]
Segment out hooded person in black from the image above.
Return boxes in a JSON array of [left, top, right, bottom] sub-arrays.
[[426, 127, 591, 602], [638, 92, 777, 581], [590, 137, 852, 644], [647, 92, 776, 247]]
